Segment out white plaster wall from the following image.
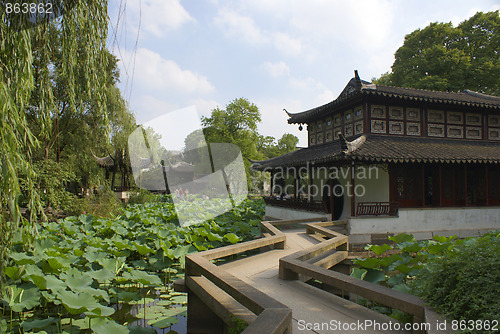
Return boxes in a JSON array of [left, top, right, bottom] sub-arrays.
[[265, 206, 328, 221], [310, 165, 389, 220], [349, 207, 500, 236], [354, 165, 389, 204]]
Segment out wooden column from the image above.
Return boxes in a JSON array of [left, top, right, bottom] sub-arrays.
[[329, 178, 335, 221], [270, 170, 274, 196], [309, 165, 314, 203], [464, 164, 468, 206], [439, 164, 443, 206], [421, 164, 425, 207], [486, 164, 490, 206], [351, 161, 356, 217], [294, 174, 298, 199]]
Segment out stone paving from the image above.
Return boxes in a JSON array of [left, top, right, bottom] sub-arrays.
[[220, 229, 410, 334]]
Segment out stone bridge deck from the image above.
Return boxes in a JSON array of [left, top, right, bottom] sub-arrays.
[[220, 229, 410, 334]]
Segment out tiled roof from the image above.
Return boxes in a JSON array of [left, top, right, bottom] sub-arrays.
[[287, 73, 500, 124], [251, 135, 500, 170]]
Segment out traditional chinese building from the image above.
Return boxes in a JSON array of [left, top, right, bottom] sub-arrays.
[[252, 71, 500, 247]]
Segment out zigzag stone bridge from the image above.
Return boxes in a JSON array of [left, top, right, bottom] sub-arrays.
[[175, 218, 448, 334]]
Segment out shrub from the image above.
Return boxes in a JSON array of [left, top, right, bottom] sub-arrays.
[[19, 159, 78, 210], [127, 188, 156, 205], [412, 232, 500, 324]]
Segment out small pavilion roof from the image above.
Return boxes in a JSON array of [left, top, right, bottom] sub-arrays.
[[251, 134, 500, 170]]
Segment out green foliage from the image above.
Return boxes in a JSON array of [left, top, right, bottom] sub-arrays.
[[229, 315, 248, 334], [374, 11, 500, 96], [257, 133, 299, 159], [0, 0, 113, 287], [126, 189, 157, 206], [199, 98, 299, 192], [1, 197, 265, 331], [353, 232, 500, 326], [19, 159, 78, 211], [412, 231, 500, 324]]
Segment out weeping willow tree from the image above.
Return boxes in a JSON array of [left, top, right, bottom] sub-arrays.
[[0, 0, 111, 282]]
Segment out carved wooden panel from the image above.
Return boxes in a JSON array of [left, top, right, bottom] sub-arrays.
[[325, 117, 332, 128], [406, 122, 421, 136], [428, 124, 445, 137], [465, 113, 481, 126], [389, 121, 404, 135], [354, 121, 363, 135], [371, 105, 386, 119], [316, 132, 324, 144], [371, 120, 386, 134], [344, 124, 353, 137], [333, 127, 342, 139], [325, 129, 333, 142], [354, 106, 363, 120], [488, 128, 500, 141], [488, 115, 500, 128], [389, 106, 404, 120], [334, 114, 342, 127], [309, 135, 316, 145], [447, 111, 464, 125], [316, 120, 323, 131], [428, 110, 445, 123], [447, 125, 464, 138], [466, 127, 482, 139], [344, 110, 353, 124], [309, 123, 315, 133], [406, 108, 420, 121]]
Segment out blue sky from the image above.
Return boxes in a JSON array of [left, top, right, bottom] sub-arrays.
[[108, 0, 499, 147]]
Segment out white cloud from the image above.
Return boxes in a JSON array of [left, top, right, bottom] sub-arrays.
[[214, 8, 265, 44], [188, 98, 222, 118], [272, 32, 302, 56], [256, 98, 308, 147], [110, 0, 194, 38], [213, 8, 302, 56], [117, 48, 215, 96], [262, 61, 290, 77], [132, 95, 180, 124]]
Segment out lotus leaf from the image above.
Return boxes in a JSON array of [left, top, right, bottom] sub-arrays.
[[8, 252, 37, 265], [90, 317, 128, 334], [5, 266, 25, 281], [2, 285, 41, 312], [21, 317, 58, 330], [350, 267, 367, 280], [148, 316, 179, 328], [127, 269, 162, 286], [132, 242, 154, 255], [224, 233, 240, 244], [363, 269, 386, 284], [169, 295, 187, 305], [127, 326, 157, 334], [86, 268, 115, 283]]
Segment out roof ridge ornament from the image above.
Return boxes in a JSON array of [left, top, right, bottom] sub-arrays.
[[354, 70, 362, 88], [337, 132, 366, 154]]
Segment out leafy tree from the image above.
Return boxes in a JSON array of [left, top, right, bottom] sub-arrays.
[[0, 0, 110, 284], [201, 98, 262, 188], [257, 133, 298, 159], [200, 98, 298, 191], [374, 11, 499, 96]]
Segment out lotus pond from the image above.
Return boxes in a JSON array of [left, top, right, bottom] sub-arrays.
[[1, 196, 265, 333]]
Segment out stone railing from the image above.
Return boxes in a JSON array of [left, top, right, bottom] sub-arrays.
[[178, 217, 445, 334], [356, 201, 399, 216]]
